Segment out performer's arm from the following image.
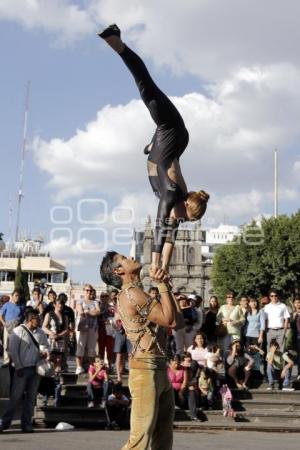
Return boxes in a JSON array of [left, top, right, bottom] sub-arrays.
[[152, 194, 179, 269], [161, 242, 174, 272], [147, 268, 184, 329], [120, 269, 183, 329]]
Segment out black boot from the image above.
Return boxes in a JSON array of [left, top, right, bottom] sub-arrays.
[[98, 24, 121, 39]]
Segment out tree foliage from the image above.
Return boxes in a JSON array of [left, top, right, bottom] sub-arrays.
[[212, 212, 300, 302], [14, 257, 30, 304]]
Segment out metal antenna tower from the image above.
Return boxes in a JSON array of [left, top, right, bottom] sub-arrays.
[[15, 81, 31, 242], [8, 194, 13, 243]]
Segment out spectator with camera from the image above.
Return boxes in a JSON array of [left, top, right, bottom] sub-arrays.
[[0, 308, 49, 433], [167, 353, 199, 421], [188, 294, 204, 333], [87, 357, 109, 408], [174, 294, 197, 353]]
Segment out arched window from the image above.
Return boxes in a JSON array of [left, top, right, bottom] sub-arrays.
[[188, 247, 195, 265]]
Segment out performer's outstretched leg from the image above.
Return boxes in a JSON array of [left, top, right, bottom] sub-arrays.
[[98, 25, 183, 128]]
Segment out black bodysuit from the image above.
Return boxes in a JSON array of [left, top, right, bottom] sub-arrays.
[[120, 46, 189, 253]]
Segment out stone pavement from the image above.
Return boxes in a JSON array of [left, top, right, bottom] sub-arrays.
[[0, 429, 299, 450]]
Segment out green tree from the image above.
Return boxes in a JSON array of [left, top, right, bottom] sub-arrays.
[[14, 257, 30, 304], [212, 212, 300, 302]]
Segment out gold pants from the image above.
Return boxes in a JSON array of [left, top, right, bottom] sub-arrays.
[[122, 357, 174, 450]]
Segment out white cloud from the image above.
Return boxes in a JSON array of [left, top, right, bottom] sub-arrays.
[[1, 1, 300, 80], [206, 190, 263, 225], [293, 160, 300, 179], [3, 1, 298, 228], [0, 0, 94, 44], [91, 0, 300, 79], [33, 62, 300, 223], [42, 190, 156, 265]]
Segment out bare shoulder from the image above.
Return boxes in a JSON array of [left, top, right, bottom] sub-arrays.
[[119, 287, 150, 315]]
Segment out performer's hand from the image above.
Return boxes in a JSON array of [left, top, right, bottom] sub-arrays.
[[149, 267, 165, 282], [162, 271, 171, 282], [149, 263, 160, 274]]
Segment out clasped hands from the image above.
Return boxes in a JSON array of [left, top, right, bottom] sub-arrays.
[[149, 265, 170, 283]]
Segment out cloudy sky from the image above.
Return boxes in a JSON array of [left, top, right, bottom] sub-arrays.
[[1, 0, 300, 283]]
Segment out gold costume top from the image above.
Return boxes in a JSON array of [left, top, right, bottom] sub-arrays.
[[117, 283, 166, 358]]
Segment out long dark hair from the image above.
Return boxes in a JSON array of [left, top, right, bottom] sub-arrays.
[[248, 297, 259, 313], [192, 332, 207, 349], [209, 295, 219, 310]]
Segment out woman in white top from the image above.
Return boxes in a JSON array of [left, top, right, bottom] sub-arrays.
[[216, 291, 236, 358], [187, 332, 208, 368]]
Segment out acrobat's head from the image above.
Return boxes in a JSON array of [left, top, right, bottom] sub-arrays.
[[100, 251, 142, 289], [185, 190, 210, 222]]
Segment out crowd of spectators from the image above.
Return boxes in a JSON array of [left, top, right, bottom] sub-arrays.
[[164, 288, 300, 420], [1, 284, 300, 430]]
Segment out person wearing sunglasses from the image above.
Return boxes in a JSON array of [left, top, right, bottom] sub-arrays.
[[75, 284, 100, 374], [264, 289, 290, 352]]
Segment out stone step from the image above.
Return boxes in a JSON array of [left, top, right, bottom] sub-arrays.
[[231, 388, 300, 401], [173, 422, 300, 432], [35, 406, 108, 429], [35, 407, 300, 432], [35, 405, 300, 427], [232, 399, 300, 411], [199, 409, 300, 424]]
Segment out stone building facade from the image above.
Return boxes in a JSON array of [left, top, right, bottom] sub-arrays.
[[132, 220, 213, 304]]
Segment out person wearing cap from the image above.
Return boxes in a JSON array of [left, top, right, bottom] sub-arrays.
[[0, 308, 50, 433]]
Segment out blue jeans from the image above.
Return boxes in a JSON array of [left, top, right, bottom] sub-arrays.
[[42, 377, 62, 406], [87, 381, 108, 403], [267, 364, 291, 387], [1, 366, 40, 430]]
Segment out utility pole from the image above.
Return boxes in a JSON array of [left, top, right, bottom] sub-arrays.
[[274, 149, 278, 218], [15, 81, 30, 242]]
